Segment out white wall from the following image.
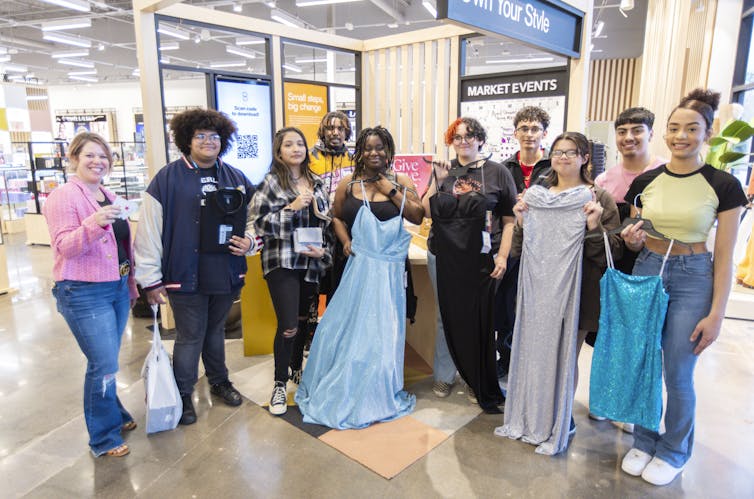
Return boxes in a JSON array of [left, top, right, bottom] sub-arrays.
[[708, 0, 745, 105], [47, 79, 208, 142]]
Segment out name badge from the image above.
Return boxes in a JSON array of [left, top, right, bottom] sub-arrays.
[[481, 231, 491, 254]]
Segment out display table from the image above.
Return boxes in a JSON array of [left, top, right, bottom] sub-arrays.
[[24, 213, 51, 245], [239, 245, 437, 366]]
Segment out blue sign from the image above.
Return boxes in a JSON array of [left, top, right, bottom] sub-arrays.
[[437, 0, 583, 57]]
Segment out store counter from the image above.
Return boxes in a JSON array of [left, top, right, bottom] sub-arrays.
[[240, 241, 437, 368]]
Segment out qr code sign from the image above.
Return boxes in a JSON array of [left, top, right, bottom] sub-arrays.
[[237, 134, 258, 159]]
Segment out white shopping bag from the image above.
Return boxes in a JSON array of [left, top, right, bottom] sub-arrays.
[[141, 304, 182, 434]]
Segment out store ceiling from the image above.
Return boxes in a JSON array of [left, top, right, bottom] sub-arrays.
[[0, 0, 648, 87]]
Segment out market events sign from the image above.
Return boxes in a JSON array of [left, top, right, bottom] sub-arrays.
[[437, 0, 583, 57], [461, 66, 568, 101]]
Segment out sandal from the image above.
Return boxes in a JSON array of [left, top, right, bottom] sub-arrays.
[[121, 421, 137, 432], [105, 444, 130, 457]]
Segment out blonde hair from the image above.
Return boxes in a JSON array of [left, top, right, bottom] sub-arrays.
[[67, 132, 113, 174]]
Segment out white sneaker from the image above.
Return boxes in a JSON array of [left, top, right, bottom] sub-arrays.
[[641, 457, 684, 486], [269, 382, 287, 416], [621, 448, 653, 476], [432, 381, 453, 398]]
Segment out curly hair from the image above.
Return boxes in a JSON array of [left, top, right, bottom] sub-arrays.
[[67, 132, 113, 174], [170, 108, 237, 158], [269, 127, 313, 193], [352, 126, 395, 179], [443, 117, 487, 151], [615, 107, 655, 129], [670, 88, 721, 131], [513, 106, 551, 130], [317, 111, 352, 143], [545, 131, 592, 187]]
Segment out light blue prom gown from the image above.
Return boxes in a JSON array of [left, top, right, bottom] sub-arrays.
[[295, 182, 416, 429]]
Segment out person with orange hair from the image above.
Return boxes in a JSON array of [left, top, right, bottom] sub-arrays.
[[421, 116, 516, 414]]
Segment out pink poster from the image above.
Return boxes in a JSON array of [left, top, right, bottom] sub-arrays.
[[393, 154, 432, 197]]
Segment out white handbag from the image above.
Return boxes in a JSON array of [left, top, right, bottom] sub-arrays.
[[141, 304, 183, 434]]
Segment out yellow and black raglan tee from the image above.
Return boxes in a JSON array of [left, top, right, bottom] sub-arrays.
[[625, 164, 747, 243]]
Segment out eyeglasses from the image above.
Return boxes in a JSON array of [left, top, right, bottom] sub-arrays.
[[193, 133, 221, 142], [452, 134, 477, 144], [516, 126, 543, 135], [550, 149, 579, 158]]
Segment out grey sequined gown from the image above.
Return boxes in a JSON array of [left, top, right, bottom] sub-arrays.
[[496, 185, 592, 455]]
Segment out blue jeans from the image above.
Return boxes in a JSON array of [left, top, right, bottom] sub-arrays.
[[427, 250, 457, 384], [53, 277, 133, 456], [168, 292, 237, 396], [631, 248, 713, 468]]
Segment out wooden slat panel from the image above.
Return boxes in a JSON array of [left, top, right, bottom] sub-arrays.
[[400, 44, 410, 151], [423, 40, 435, 155], [377, 49, 387, 128], [436, 38, 449, 160], [587, 58, 639, 122], [388, 47, 399, 136], [411, 43, 422, 153]]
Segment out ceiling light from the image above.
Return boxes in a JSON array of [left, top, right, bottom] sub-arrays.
[[43, 32, 92, 48], [41, 18, 92, 31], [485, 56, 555, 64], [51, 49, 89, 58], [593, 21, 604, 38], [38, 0, 90, 13], [294, 57, 326, 63], [57, 58, 95, 68], [3, 63, 28, 73], [194, 36, 201, 44], [0, 55, 10, 63], [0, 47, 7, 55], [265, 1, 277, 7], [236, 37, 265, 45], [226, 46, 257, 58], [345, 22, 354, 31], [97, 43, 105, 51], [233, 2, 243, 12], [619, 0, 635, 10], [282, 63, 302, 73], [296, 0, 361, 6], [271, 9, 308, 29], [387, 22, 398, 28], [422, 0, 437, 18], [200, 29, 211, 41], [160, 56, 170, 64], [157, 24, 191, 41], [68, 70, 96, 75], [26, 95, 49, 101], [160, 42, 180, 51], [69, 75, 98, 83], [132, 69, 140, 76], [209, 60, 246, 68]]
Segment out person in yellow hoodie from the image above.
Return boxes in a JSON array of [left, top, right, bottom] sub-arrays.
[[309, 111, 355, 205], [300, 112, 356, 356]]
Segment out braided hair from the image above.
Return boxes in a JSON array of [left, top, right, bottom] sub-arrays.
[[352, 126, 396, 179]]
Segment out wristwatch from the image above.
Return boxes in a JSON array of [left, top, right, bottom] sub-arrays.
[[387, 187, 398, 198]]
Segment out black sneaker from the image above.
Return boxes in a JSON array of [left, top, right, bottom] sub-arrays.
[[179, 395, 197, 425], [210, 380, 243, 407]]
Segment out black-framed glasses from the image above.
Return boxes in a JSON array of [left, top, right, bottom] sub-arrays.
[[550, 149, 579, 158], [193, 133, 221, 142], [516, 126, 543, 134], [452, 134, 477, 144]]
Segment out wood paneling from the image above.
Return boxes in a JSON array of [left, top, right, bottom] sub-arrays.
[[362, 36, 458, 158], [588, 58, 638, 122]]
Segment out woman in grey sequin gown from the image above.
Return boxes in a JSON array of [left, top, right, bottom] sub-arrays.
[[494, 132, 621, 455]]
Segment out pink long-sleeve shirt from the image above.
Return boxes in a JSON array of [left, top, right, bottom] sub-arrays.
[[43, 176, 138, 299]]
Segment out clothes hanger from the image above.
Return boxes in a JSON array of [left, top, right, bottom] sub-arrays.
[[346, 169, 418, 198], [422, 154, 492, 177]]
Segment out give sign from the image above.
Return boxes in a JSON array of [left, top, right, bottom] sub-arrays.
[[392, 155, 432, 197]]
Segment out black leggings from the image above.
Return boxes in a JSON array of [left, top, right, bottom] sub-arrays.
[[265, 268, 317, 382]]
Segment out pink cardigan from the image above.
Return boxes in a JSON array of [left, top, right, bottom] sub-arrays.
[[43, 176, 138, 299]]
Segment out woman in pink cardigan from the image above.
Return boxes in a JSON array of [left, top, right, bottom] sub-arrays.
[[43, 132, 138, 458]]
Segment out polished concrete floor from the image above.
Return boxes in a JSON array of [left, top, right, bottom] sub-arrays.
[[1, 231, 753, 498]]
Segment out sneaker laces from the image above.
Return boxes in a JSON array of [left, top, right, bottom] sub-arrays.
[[271, 384, 287, 406]]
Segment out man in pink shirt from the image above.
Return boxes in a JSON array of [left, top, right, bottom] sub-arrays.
[[596, 107, 666, 211]]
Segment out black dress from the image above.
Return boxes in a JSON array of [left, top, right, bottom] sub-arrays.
[[430, 189, 504, 413]]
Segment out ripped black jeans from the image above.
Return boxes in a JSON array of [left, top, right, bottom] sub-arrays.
[[265, 268, 318, 382]]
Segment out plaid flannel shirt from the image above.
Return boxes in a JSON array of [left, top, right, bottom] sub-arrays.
[[250, 172, 332, 283]]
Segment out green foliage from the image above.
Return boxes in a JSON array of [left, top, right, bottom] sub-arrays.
[[706, 118, 754, 171]]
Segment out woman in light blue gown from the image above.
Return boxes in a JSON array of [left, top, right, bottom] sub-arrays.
[[295, 126, 425, 429]]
